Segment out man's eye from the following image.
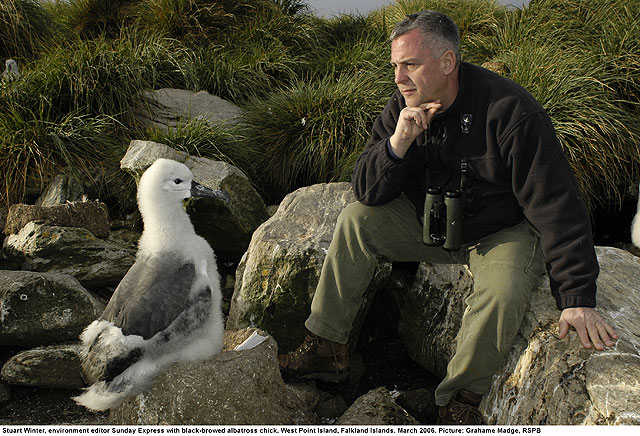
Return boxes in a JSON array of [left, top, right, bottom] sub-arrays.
[[174, 178, 183, 184]]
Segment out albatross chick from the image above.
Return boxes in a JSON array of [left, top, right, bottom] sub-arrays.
[[74, 158, 228, 411]]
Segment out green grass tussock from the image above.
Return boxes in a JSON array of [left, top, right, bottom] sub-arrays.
[[0, 0, 59, 59], [0, 0, 638, 215], [247, 71, 392, 201], [146, 118, 257, 180], [0, 102, 122, 205]]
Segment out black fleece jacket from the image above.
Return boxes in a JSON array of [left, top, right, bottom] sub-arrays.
[[352, 62, 598, 310]]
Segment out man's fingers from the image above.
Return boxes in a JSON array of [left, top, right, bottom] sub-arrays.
[[419, 100, 442, 110], [587, 322, 603, 350], [596, 320, 617, 347], [558, 307, 619, 350], [419, 101, 442, 122], [601, 319, 619, 340], [416, 110, 428, 129], [557, 319, 570, 340], [575, 323, 593, 349]]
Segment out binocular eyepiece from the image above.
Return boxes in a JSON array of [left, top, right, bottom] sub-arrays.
[[423, 187, 463, 251]]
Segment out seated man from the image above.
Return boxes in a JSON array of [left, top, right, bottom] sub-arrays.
[[278, 10, 618, 425]]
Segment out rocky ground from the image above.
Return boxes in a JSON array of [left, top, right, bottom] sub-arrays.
[[0, 269, 441, 425], [0, 334, 439, 425]]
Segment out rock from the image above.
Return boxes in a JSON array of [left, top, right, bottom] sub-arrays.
[[35, 174, 85, 207], [336, 387, 419, 425], [315, 394, 348, 422], [138, 88, 241, 131], [120, 140, 269, 260], [4, 201, 109, 239], [398, 247, 640, 425], [227, 183, 393, 352], [398, 263, 472, 378], [109, 329, 317, 425], [0, 271, 104, 347], [1, 344, 84, 389], [3, 222, 136, 289], [395, 388, 438, 425]]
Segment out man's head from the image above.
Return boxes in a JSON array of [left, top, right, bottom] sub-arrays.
[[391, 11, 461, 66], [390, 11, 461, 109]]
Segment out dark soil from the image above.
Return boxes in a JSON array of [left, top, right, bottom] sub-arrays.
[[0, 385, 108, 425]]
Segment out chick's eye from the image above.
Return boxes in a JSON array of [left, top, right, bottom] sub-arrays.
[[174, 178, 183, 184]]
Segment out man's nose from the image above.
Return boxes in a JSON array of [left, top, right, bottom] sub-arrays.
[[395, 66, 407, 84]]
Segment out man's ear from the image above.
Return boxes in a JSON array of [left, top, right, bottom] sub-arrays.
[[441, 50, 457, 75]]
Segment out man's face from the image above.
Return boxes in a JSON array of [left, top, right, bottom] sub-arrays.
[[391, 29, 447, 108]]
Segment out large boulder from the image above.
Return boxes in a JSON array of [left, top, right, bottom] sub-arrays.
[[4, 201, 110, 239], [226, 179, 640, 424], [0, 271, 104, 347], [120, 140, 269, 260], [3, 222, 136, 289], [398, 263, 471, 378], [109, 329, 317, 425], [399, 247, 640, 425], [227, 183, 393, 352], [1, 344, 84, 389], [138, 88, 241, 131]]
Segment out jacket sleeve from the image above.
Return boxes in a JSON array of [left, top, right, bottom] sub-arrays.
[[352, 92, 412, 205], [504, 111, 599, 309]]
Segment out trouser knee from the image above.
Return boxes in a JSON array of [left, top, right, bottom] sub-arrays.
[[335, 201, 380, 233]]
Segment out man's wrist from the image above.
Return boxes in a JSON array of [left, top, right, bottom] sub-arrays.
[[389, 134, 411, 158]]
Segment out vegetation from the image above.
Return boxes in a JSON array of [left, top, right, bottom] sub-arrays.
[[0, 0, 638, 211]]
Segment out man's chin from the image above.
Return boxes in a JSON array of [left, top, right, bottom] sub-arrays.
[[402, 94, 425, 108]]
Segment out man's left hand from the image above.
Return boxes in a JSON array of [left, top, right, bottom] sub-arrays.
[[558, 307, 618, 350]]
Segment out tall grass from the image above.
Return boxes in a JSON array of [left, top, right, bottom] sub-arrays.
[[468, 0, 640, 207], [498, 43, 638, 207], [134, 0, 257, 43], [6, 31, 193, 127], [50, 0, 139, 39], [0, 0, 638, 213], [310, 14, 390, 79], [246, 70, 393, 202], [0, 0, 59, 59], [0, 103, 122, 205], [146, 118, 258, 180], [0, 30, 197, 205]]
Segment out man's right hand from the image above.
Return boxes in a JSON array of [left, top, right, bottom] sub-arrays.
[[390, 101, 442, 158]]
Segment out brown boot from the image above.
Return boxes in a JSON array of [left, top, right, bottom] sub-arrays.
[[278, 333, 349, 381], [436, 389, 486, 425]]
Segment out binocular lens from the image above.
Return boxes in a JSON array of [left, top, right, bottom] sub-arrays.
[[423, 188, 463, 251]]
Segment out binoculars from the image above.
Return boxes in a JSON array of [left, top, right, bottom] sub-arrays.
[[423, 187, 463, 251]]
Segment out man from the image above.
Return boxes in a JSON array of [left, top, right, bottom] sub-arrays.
[[278, 10, 618, 425]]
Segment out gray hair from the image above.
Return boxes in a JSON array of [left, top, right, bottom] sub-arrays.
[[390, 10, 461, 66]]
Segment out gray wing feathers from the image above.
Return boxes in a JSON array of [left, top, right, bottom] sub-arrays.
[[101, 254, 195, 339], [146, 286, 212, 354]]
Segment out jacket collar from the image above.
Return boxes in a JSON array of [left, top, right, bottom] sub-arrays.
[[435, 62, 473, 120]]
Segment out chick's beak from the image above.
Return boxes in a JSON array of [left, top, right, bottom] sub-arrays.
[[190, 180, 231, 203]]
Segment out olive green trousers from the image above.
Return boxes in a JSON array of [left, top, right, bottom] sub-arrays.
[[305, 195, 545, 406]]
